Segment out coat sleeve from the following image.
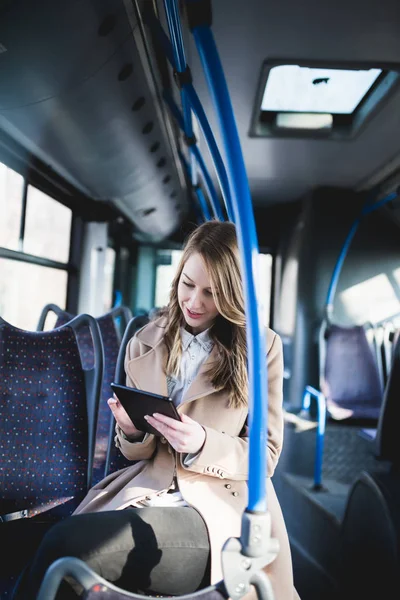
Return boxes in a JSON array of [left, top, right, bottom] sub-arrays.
[[180, 332, 284, 480], [114, 335, 157, 461]]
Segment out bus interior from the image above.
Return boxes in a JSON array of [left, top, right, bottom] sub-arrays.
[[1, 0, 400, 599]]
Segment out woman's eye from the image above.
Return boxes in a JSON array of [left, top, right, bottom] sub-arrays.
[[204, 289, 213, 296], [182, 281, 194, 288]]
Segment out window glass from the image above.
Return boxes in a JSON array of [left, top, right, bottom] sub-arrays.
[[24, 186, 72, 263], [154, 250, 183, 308], [339, 272, 400, 325], [257, 253, 273, 327], [0, 259, 68, 330], [262, 65, 382, 114], [0, 162, 24, 250], [103, 247, 116, 313]]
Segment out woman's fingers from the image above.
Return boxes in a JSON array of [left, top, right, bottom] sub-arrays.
[[145, 413, 205, 454], [150, 412, 187, 431], [145, 415, 167, 434], [107, 396, 141, 436]]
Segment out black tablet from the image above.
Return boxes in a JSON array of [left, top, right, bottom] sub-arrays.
[[110, 383, 181, 437]]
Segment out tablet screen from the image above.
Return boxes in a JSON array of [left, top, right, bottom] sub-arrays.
[[111, 383, 181, 437]]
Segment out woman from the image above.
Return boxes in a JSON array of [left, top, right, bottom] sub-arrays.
[[19, 221, 297, 599]]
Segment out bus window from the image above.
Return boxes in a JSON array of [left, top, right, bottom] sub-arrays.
[[258, 253, 273, 327], [0, 162, 24, 251], [0, 258, 68, 330], [24, 186, 72, 263], [103, 247, 116, 312], [154, 249, 183, 308], [339, 273, 400, 325]]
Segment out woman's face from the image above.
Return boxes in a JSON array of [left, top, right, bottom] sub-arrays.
[[178, 253, 220, 334]]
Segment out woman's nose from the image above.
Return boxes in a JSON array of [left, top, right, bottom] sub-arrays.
[[188, 290, 202, 310]]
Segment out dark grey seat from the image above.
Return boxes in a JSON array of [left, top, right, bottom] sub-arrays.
[[105, 315, 149, 476], [339, 331, 400, 599]]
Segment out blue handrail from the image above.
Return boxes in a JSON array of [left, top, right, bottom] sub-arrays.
[[190, 22, 268, 512], [148, 3, 230, 221], [302, 386, 326, 489], [163, 88, 228, 220], [185, 84, 234, 221], [178, 149, 212, 221], [160, 0, 278, 582], [326, 190, 398, 318]]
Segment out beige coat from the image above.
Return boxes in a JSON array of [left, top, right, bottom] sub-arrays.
[[74, 317, 298, 600]]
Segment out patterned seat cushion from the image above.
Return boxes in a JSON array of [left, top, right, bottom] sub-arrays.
[[57, 310, 131, 481], [0, 323, 88, 517]]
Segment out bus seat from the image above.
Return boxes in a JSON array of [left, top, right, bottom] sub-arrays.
[[339, 333, 400, 597], [374, 325, 400, 465], [0, 315, 103, 598], [37, 304, 95, 369], [105, 315, 149, 477], [0, 314, 102, 519], [339, 471, 400, 599], [301, 321, 384, 489], [322, 324, 382, 422], [37, 556, 228, 600], [37, 304, 133, 483]]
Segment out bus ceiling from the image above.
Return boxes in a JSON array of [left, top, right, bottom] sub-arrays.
[[0, 0, 400, 236]]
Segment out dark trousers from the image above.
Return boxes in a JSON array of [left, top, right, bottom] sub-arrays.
[[19, 506, 211, 599]]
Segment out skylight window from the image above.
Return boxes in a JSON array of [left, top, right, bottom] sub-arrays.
[[250, 61, 399, 139], [261, 65, 382, 115]]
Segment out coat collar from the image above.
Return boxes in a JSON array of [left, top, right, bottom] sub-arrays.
[[126, 316, 218, 403], [127, 316, 278, 404]]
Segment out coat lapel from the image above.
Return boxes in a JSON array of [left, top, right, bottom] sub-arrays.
[[125, 337, 168, 397]]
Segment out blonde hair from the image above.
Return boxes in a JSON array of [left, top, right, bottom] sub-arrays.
[[163, 220, 248, 408]]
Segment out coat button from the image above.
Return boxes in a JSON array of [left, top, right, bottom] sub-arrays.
[[160, 437, 167, 444], [225, 484, 231, 489], [232, 491, 239, 497]]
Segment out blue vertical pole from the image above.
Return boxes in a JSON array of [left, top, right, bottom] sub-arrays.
[[191, 24, 267, 513], [178, 150, 212, 221], [190, 145, 224, 221], [185, 84, 234, 221]]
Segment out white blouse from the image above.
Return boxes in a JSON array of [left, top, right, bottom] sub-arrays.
[[133, 327, 214, 508]]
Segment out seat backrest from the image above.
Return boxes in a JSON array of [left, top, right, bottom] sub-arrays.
[[375, 330, 400, 465], [340, 471, 400, 598], [91, 311, 122, 483], [105, 315, 149, 476], [37, 304, 133, 483], [321, 324, 382, 421], [37, 304, 95, 368], [0, 314, 103, 518]]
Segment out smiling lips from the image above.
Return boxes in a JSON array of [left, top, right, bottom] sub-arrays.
[[186, 307, 204, 319]]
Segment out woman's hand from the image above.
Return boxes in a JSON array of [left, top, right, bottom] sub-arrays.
[[145, 413, 205, 454], [107, 395, 142, 438]]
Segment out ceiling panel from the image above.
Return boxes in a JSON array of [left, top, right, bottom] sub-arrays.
[[185, 0, 400, 205]]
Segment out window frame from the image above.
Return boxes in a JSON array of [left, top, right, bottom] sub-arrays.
[[250, 59, 400, 140], [0, 159, 77, 315]]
